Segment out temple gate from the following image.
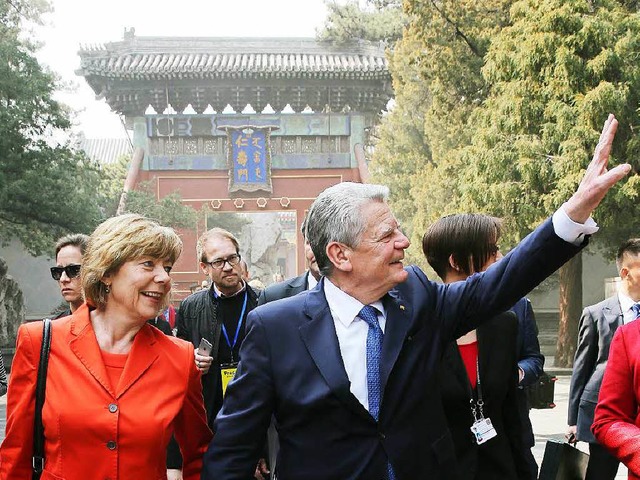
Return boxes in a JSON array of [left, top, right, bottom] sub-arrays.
[[77, 32, 392, 298]]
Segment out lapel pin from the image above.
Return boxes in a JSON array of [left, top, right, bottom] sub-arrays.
[[399, 305, 405, 311]]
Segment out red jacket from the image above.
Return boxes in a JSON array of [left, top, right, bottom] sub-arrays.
[[0, 304, 212, 479], [593, 320, 640, 479]]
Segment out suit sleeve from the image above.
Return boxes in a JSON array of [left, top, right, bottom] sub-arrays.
[[173, 342, 213, 480], [592, 327, 640, 475], [429, 218, 584, 343], [0, 324, 39, 479], [568, 308, 597, 425], [516, 299, 544, 386], [202, 311, 275, 480]]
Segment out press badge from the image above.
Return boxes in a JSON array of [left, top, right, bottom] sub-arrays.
[[220, 362, 238, 397], [470, 417, 497, 445]]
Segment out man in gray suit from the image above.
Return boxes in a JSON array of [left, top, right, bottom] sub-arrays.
[[567, 238, 640, 479]]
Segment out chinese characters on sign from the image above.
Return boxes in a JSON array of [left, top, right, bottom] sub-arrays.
[[226, 127, 273, 193]]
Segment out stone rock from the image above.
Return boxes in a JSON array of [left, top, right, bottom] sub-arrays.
[[0, 257, 25, 347]]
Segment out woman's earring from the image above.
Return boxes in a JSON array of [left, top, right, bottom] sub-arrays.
[[105, 284, 111, 294]]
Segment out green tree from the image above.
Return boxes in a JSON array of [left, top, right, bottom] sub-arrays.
[[0, 0, 102, 255], [319, 0, 405, 44], [459, 0, 640, 365], [99, 156, 198, 229], [371, 0, 514, 265]]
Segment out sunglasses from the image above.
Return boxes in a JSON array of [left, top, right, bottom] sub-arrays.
[[50, 264, 82, 281]]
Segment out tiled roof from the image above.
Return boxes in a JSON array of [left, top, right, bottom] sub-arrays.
[[78, 36, 389, 80], [79, 138, 132, 165]]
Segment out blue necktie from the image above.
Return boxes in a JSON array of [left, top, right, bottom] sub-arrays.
[[359, 305, 396, 480], [632, 303, 640, 320]]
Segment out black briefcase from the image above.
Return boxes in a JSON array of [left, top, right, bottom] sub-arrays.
[[538, 440, 589, 480], [526, 371, 557, 409]]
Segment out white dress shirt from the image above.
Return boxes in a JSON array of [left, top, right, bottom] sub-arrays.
[[324, 278, 385, 411], [321, 207, 596, 411], [618, 291, 640, 324]]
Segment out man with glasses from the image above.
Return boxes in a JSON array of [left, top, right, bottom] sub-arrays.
[[51, 234, 88, 318], [167, 227, 262, 480]]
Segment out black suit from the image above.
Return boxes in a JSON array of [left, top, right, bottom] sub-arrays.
[[568, 295, 622, 479], [258, 272, 309, 305], [439, 313, 532, 480], [202, 219, 584, 480]]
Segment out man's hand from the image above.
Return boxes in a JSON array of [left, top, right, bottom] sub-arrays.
[[167, 468, 183, 480], [194, 350, 213, 375], [564, 114, 632, 224], [566, 425, 578, 444], [254, 458, 270, 480]]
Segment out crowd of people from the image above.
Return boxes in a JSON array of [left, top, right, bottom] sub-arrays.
[[0, 114, 636, 480]]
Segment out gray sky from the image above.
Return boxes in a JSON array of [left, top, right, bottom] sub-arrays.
[[36, 0, 331, 138]]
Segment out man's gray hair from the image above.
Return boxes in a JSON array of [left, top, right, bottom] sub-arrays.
[[305, 182, 389, 276]]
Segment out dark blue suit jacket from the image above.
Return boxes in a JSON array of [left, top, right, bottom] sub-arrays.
[[202, 219, 583, 480], [511, 297, 544, 448]]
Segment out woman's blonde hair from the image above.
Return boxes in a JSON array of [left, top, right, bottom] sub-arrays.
[[82, 214, 183, 309]]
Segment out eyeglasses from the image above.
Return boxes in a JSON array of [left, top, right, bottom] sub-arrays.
[[50, 264, 82, 281], [203, 254, 241, 270]]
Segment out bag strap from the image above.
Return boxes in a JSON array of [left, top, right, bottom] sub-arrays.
[[32, 318, 52, 479]]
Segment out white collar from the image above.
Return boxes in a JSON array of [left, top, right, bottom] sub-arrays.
[[323, 277, 385, 328]]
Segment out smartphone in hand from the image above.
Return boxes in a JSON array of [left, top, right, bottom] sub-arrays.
[[197, 338, 213, 356]]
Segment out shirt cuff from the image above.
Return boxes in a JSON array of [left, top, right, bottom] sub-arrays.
[[552, 205, 599, 245]]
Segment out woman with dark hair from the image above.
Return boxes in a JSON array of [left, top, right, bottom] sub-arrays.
[[51, 233, 89, 318], [1, 214, 212, 479], [422, 213, 532, 480]]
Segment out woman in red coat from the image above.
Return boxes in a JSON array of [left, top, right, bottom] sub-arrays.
[[0, 214, 212, 479], [593, 313, 640, 480]]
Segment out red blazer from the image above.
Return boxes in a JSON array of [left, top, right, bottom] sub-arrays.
[[593, 320, 640, 479], [0, 304, 212, 480]]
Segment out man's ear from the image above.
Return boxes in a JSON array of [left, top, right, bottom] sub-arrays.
[[326, 241, 352, 273], [199, 263, 209, 277], [620, 266, 629, 281], [448, 254, 461, 272]]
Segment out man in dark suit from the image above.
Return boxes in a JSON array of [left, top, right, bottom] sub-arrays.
[[202, 115, 629, 480], [257, 219, 322, 479], [567, 238, 640, 479], [258, 219, 321, 305]]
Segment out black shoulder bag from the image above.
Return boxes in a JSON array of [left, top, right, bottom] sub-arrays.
[[32, 318, 52, 480]]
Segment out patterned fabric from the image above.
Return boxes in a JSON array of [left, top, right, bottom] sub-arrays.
[[0, 351, 6, 396], [632, 303, 640, 320], [358, 305, 395, 480]]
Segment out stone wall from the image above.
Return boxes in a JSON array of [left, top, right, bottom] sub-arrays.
[[0, 257, 25, 347]]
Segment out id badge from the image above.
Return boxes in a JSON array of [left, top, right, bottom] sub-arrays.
[[470, 417, 498, 445], [220, 362, 238, 397]]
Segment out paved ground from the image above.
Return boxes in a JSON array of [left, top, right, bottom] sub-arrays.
[[530, 376, 627, 479], [0, 376, 629, 478]]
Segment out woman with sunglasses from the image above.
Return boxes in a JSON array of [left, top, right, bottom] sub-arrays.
[[422, 214, 533, 480], [1, 214, 212, 479], [51, 234, 89, 318]]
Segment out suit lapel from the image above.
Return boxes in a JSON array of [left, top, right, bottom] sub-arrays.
[[69, 307, 160, 399], [299, 281, 373, 423], [380, 291, 412, 392], [69, 307, 116, 398], [115, 324, 159, 399], [604, 296, 623, 328]]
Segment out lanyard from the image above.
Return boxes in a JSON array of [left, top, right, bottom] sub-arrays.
[[220, 290, 248, 360], [470, 357, 485, 421]]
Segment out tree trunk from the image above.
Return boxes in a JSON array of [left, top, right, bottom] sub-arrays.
[[555, 253, 583, 367]]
